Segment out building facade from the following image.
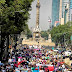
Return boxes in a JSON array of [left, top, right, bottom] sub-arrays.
[[69, 0, 72, 21], [59, 0, 70, 24], [52, 0, 60, 27], [64, 3, 69, 24], [62, 0, 69, 18]]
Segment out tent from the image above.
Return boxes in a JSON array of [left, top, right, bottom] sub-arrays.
[[44, 66, 54, 71]]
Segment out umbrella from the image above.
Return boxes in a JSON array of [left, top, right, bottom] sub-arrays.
[[38, 53, 42, 54], [48, 66, 54, 71], [18, 57, 22, 59], [34, 49, 39, 51], [0, 63, 4, 65], [36, 63, 42, 67], [60, 62, 64, 64]]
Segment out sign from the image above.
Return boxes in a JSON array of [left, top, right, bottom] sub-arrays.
[[70, 35, 72, 41]]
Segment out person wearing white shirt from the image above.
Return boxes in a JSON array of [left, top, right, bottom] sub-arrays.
[[2, 69, 6, 72], [39, 70, 44, 72], [8, 58, 12, 63], [15, 68, 20, 72]]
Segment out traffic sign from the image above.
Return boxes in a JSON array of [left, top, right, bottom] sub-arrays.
[[70, 35, 72, 41]]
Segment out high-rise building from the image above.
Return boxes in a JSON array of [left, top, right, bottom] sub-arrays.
[[52, 0, 60, 27], [70, 0, 72, 8], [69, 0, 72, 21], [62, 0, 69, 18], [64, 3, 69, 24], [59, 0, 69, 24]]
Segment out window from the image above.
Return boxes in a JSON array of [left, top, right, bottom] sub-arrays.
[[71, 14, 72, 21]]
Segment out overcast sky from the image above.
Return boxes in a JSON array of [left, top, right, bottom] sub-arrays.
[[28, 0, 52, 31]]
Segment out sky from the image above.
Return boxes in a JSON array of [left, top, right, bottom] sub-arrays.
[[28, 0, 52, 31]]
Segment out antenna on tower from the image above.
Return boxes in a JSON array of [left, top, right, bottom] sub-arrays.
[[48, 16, 52, 30]]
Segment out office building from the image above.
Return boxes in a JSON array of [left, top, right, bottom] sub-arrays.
[[69, 0, 72, 21], [52, 0, 60, 27], [59, 0, 69, 24]]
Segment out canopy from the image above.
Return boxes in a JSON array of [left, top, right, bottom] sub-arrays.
[[18, 57, 22, 59], [60, 62, 64, 64], [38, 52, 42, 55], [44, 66, 54, 71], [34, 49, 39, 51], [36, 64, 42, 66]]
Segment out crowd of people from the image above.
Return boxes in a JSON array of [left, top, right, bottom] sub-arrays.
[[0, 44, 72, 72]]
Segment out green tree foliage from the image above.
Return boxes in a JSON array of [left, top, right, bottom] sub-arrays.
[[0, 0, 34, 35], [41, 31, 48, 40], [50, 22, 72, 46], [23, 24, 32, 39], [0, 0, 34, 61]]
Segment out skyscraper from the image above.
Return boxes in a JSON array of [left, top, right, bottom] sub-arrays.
[[59, 0, 69, 24], [52, 0, 60, 27], [70, 0, 72, 9], [62, 0, 69, 18], [64, 3, 69, 24], [69, 0, 72, 21]]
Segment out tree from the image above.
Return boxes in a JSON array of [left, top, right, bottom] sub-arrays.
[[41, 31, 48, 40], [50, 22, 72, 46], [23, 24, 32, 39], [0, 0, 34, 61], [1, 0, 34, 34]]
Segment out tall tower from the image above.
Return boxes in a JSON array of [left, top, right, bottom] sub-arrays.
[[33, 0, 41, 41], [36, 0, 40, 28]]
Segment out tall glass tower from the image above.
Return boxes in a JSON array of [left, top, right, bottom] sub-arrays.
[[52, 0, 60, 27], [70, 0, 72, 8], [70, 0, 72, 21], [62, 0, 69, 18]]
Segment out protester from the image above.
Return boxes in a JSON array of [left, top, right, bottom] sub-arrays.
[[0, 44, 72, 72]]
